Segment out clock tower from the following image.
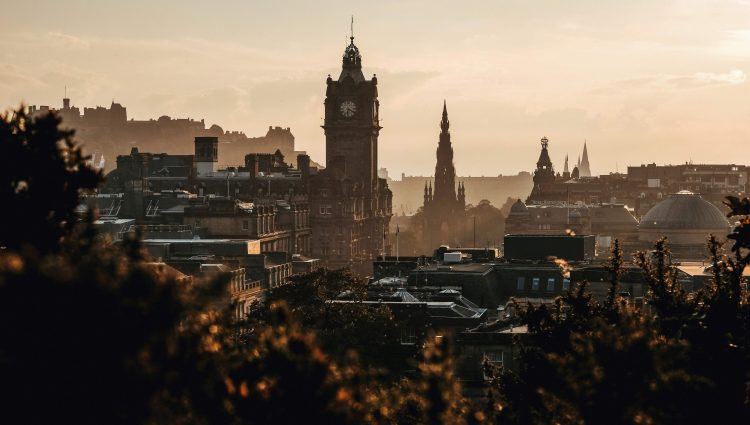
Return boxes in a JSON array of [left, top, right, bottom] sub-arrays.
[[322, 35, 380, 192], [310, 33, 392, 274]]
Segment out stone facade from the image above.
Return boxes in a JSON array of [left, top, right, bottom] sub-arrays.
[[309, 35, 392, 274]]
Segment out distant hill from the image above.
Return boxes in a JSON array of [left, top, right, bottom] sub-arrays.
[[29, 98, 317, 170]]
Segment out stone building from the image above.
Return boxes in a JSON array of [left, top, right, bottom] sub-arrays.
[[638, 190, 732, 260], [421, 101, 467, 250], [625, 163, 748, 216], [526, 137, 610, 205], [505, 200, 640, 251], [183, 197, 310, 255], [309, 34, 393, 274]]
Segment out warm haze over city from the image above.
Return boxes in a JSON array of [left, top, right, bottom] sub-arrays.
[[3, 0, 750, 176], [3, 2, 750, 424]]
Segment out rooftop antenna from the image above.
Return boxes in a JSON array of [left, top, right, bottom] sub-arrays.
[[351, 15, 354, 40]]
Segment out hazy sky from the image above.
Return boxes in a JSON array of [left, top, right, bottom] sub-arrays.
[[2, 0, 750, 177]]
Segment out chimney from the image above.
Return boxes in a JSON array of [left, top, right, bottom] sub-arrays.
[[297, 154, 310, 178], [245, 154, 259, 176]]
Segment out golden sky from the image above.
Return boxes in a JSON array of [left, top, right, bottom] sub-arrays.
[[2, 0, 750, 177]]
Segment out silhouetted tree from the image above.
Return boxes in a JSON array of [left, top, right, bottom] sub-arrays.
[[246, 268, 401, 370], [0, 107, 481, 425], [486, 227, 750, 425], [460, 200, 507, 248], [0, 106, 101, 252]]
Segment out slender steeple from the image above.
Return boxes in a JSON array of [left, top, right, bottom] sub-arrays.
[[563, 154, 569, 173], [579, 141, 591, 177], [432, 100, 458, 206], [441, 100, 449, 132]]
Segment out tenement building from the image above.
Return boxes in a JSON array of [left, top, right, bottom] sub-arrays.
[[421, 101, 467, 250], [309, 34, 393, 273], [97, 135, 312, 256]]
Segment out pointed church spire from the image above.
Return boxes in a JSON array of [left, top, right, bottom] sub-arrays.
[[564, 154, 569, 173], [440, 99, 450, 133], [579, 140, 591, 177]]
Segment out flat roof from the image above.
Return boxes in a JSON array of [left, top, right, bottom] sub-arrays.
[[416, 263, 495, 273], [142, 238, 259, 243]]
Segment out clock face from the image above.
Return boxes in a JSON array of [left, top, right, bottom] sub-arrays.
[[339, 100, 357, 117]]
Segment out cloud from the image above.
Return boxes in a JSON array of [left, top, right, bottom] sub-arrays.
[[597, 69, 746, 94], [0, 64, 42, 88], [692, 69, 746, 85], [716, 29, 750, 57], [45, 32, 91, 50]]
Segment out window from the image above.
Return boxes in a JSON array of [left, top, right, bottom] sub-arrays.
[[516, 276, 525, 290], [401, 327, 417, 345], [532, 278, 540, 291], [563, 279, 570, 291], [242, 220, 249, 230], [483, 351, 504, 380], [547, 278, 555, 291], [318, 205, 333, 215]]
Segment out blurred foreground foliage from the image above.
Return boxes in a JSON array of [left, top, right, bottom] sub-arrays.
[[0, 107, 476, 425], [486, 227, 750, 424], [1, 107, 750, 425]]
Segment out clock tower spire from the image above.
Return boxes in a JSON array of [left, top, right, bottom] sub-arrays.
[[311, 25, 392, 274]]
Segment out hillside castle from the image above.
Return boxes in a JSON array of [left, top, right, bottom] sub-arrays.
[[28, 100, 311, 170]]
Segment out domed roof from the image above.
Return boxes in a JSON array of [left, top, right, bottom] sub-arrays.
[[639, 191, 730, 230], [509, 199, 529, 214]]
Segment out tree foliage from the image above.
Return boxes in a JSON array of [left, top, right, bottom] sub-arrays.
[[486, 229, 750, 425], [0, 107, 477, 425], [245, 268, 401, 370], [0, 107, 102, 252]]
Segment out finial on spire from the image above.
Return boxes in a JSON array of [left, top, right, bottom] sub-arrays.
[[440, 100, 450, 132], [341, 18, 362, 69], [541, 136, 549, 149]]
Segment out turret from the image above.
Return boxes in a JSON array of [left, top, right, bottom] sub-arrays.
[[458, 181, 466, 207]]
